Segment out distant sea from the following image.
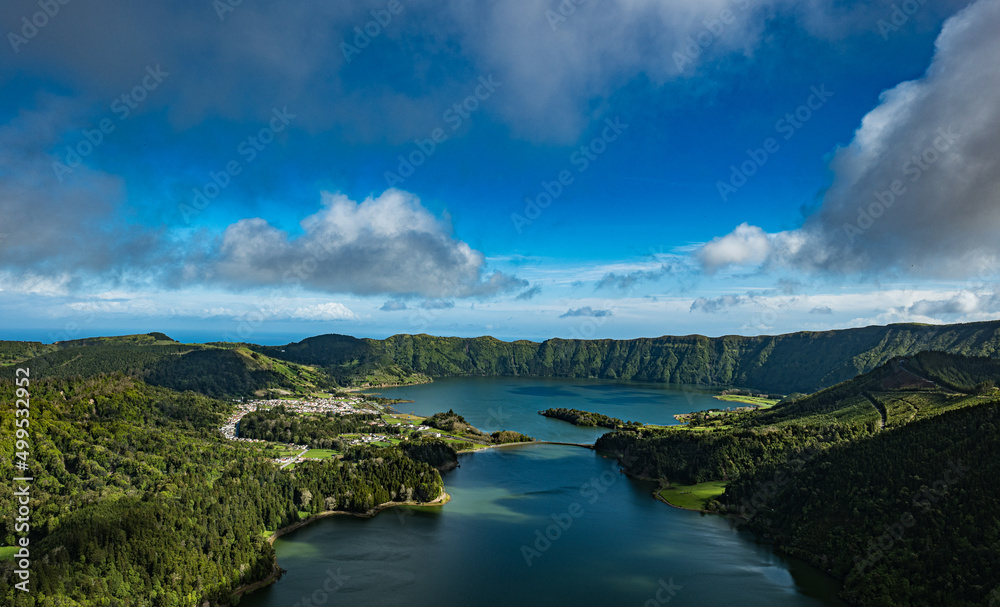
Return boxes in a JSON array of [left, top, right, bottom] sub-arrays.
[[0, 328, 314, 345]]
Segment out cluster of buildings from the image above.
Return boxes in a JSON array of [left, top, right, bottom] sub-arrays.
[[218, 395, 381, 442], [217, 396, 454, 466], [247, 396, 380, 416]]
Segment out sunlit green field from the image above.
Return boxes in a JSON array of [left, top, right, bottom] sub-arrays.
[[302, 449, 339, 459], [658, 480, 728, 511], [714, 395, 779, 407]]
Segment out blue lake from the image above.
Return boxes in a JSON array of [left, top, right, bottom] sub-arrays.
[[374, 376, 726, 443], [241, 378, 844, 607]]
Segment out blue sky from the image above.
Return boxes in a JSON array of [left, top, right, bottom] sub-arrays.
[[2, 0, 999, 345]]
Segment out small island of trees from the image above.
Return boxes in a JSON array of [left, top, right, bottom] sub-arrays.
[[539, 407, 642, 429]]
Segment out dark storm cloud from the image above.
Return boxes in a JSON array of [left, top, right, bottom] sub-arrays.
[[2, 0, 954, 143], [0, 98, 167, 281]]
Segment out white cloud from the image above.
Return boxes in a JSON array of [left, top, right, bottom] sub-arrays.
[[560, 306, 613, 318], [696, 0, 1000, 281], [0, 99, 161, 279], [419, 299, 455, 310], [906, 291, 1000, 317], [192, 189, 526, 298], [690, 294, 748, 313], [66, 300, 152, 314], [595, 264, 673, 290], [695, 223, 773, 273], [0, 272, 73, 296], [290, 302, 358, 321], [380, 300, 408, 312]]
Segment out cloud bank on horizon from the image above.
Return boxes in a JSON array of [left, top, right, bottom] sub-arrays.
[[0, 0, 997, 342]]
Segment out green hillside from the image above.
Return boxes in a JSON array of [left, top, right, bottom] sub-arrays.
[[0, 374, 445, 606], [598, 351, 998, 482], [1, 327, 999, 605], [11, 320, 1000, 396], [252, 320, 1000, 394], [596, 351, 1000, 606], [0, 335, 338, 398], [0, 341, 56, 366], [725, 401, 1000, 606]]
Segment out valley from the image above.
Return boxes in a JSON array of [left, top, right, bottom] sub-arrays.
[[1, 325, 999, 606]]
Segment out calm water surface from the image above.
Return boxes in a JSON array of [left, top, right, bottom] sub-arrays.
[[242, 378, 845, 607], [373, 376, 726, 443]]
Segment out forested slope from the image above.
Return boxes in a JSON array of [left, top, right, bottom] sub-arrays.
[[0, 334, 337, 398], [0, 375, 444, 606], [595, 352, 1000, 606], [725, 402, 1000, 606], [253, 320, 1000, 394]]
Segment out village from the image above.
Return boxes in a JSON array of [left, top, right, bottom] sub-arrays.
[[218, 394, 443, 468]]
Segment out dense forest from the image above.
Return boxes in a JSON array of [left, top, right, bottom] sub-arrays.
[[0, 334, 338, 399], [3, 329, 1000, 605], [0, 375, 444, 606], [596, 352, 1000, 605], [422, 409, 489, 439], [539, 407, 640, 429], [238, 406, 389, 449], [725, 401, 1000, 606], [248, 320, 1000, 393], [489, 430, 534, 444], [401, 440, 460, 470]]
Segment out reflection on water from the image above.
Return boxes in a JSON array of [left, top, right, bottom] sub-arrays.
[[243, 440, 845, 607]]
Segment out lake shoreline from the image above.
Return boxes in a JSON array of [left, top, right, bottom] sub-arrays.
[[236, 422, 842, 607], [230, 489, 452, 601], [652, 488, 714, 514], [467, 440, 596, 452]]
